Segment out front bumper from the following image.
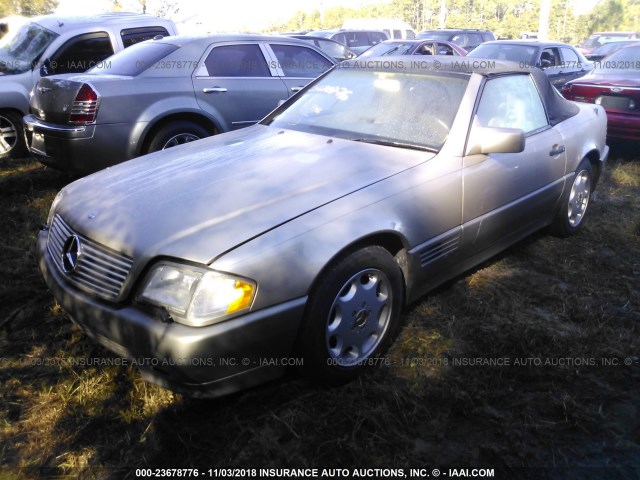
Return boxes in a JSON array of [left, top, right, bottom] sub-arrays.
[[24, 115, 138, 175], [37, 228, 307, 397]]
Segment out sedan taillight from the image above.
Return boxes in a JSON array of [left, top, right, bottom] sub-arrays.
[[69, 84, 99, 124]]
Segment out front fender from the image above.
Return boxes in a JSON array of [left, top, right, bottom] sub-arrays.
[[0, 79, 31, 113]]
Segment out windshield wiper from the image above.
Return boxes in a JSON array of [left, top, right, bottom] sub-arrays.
[[350, 138, 437, 152]]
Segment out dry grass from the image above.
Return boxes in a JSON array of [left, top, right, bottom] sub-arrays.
[[0, 146, 638, 479]]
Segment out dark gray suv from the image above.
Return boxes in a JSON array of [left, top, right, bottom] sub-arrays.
[[416, 29, 495, 51], [308, 29, 389, 54]]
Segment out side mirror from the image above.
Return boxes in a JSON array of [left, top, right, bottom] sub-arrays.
[[466, 126, 525, 156], [40, 58, 52, 77]]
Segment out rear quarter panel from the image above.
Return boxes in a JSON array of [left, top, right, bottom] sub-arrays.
[[553, 101, 608, 174]]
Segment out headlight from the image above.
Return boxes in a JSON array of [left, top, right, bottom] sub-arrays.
[[138, 262, 256, 327]]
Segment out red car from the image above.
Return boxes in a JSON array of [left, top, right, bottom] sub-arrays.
[[562, 44, 640, 141]]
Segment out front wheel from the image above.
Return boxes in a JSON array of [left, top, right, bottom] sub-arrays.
[[0, 111, 27, 160], [146, 121, 211, 153], [298, 246, 404, 384], [550, 159, 593, 237]]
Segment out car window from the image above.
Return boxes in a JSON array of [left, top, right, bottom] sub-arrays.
[[415, 43, 435, 55], [393, 29, 401, 39], [204, 44, 270, 77], [452, 34, 470, 47], [370, 32, 387, 44], [435, 42, 455, 55], [476, 74, 548, 134], [121, 27, 170, 47], [88, 41, 179, 76], [332, 33, 346, 45], [49, 32, 114, 75], [316, 39, 346, 58], [406, 30, 416, 39], [345, 32, 370, 48], [469, 44, 538, 65], [560, 47, 581, 65], [467, 33, 483, 47], [0, 22, 58, 74], [270, 44, 333, 78], [596, 46, 640, 72], [540, 47, 561, 68]]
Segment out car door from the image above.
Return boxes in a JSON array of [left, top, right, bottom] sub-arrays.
[[192, 42, 289, 132], [559, 46, 588, 83], [266, 43, 334, 97], [539, 46, 566, 88], [461, 73, 567, 254], [46, 32, 115, 75]]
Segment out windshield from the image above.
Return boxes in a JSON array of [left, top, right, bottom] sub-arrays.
[[360, 42, 415, 58], [468, 43, 538, 64], [265, 67, 469, 151], [88, 41, 179, 76], [0, 22, 58, 74], [596, 46, 640, 72]]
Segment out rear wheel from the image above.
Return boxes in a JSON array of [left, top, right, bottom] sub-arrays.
[[146, 121, 211, 153], [299, 246, 404, 384], [550, 158, 593, 237], [0, 111, 27, 160]]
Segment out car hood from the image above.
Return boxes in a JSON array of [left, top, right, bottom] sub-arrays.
[[56, 125, 431, 265]]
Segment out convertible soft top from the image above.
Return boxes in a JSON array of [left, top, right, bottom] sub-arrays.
[[341, 56, 580, 126]]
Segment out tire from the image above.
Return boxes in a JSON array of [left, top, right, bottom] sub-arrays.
[[146, 121, 211, 153], [550, 159, 593, 237], [298, 246, 404, 384], [0, 111, 28, 160]]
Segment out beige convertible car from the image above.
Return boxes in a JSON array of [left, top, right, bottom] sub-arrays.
[[37, 58, 608, 397]]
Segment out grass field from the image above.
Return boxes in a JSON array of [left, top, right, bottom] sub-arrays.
[[0, 145, 638, 479]]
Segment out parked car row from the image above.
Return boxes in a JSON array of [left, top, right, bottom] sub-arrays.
[[1, 14, 635, 176]]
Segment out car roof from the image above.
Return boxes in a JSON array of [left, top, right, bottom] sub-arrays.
[[479, 40, 572, 48], [311, 29, 387, 34], [155, 33, 323, 47], [344, 55, 531, 75], [380, 39, 444, 44], [290, 35, 343, 43], [420, 28, 491, 32], [341, 55, 579, 125], [589, 31, 638, 35], [31, 12, 173, 33]]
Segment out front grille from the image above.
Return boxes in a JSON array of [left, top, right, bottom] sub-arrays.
[[47, 214, 133, 301]]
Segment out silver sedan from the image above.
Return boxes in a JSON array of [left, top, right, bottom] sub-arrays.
[[37, 58, 608, 397], [24, 34, 335, 175]]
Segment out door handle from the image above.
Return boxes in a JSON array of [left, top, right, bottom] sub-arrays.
[[290, 86, 304, 92], [549, 145, 566, 156], [202, 87, 228, 93]]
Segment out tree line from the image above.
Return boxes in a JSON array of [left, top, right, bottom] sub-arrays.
[[2, 0, 638, 44], [269, 0, 640, 44]]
